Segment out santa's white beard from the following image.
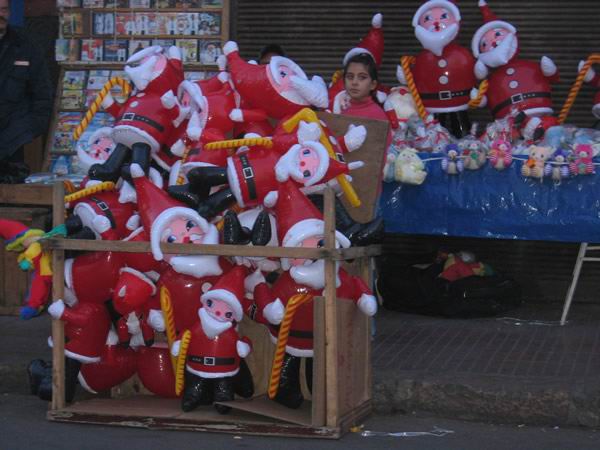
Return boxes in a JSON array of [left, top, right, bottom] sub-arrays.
[[414, 23, 459, 56], [125, 55, 158, 91], [289, 259, 341, 290], [478, 34, 518, 68], [199, 307, 232, 339], [169, 254, 223, 278]]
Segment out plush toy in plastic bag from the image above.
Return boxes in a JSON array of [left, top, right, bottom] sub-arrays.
[[544, 148, 570, 182], [394, 147, 427, 185], [441, 143, 463, 175], [521, 145, 553, 179], [459, 137, 487, 170], [569, 144, 595, 176], [489, 138, 513, 170]]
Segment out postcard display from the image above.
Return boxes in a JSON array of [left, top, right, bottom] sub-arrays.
[[49, 0, 228, 175]]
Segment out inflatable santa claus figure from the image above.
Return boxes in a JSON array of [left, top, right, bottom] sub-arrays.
[[89, 45, 186, 182], [397, 0, 478, 138], [171, 265, 253, 414], [471, 0, 559, 141], [223, 40, 329, 121], [130, 163, 231, 333], [246, 181, 378, 409], [330, 13, 387, 113], [578, 60, 600, 120]]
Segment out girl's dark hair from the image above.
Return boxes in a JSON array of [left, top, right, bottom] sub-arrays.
[[343, 53, 380, 103], [258, 44, 286, 60]]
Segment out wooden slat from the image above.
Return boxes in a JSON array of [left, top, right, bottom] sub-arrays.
[[0, 184, 53, 206], [311, 297, 326, 427]]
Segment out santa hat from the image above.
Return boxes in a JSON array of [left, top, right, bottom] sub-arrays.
[[265, 181, 350, 270], [0, 219, 44, 252], [130, 163, 211, 261], [112, 267, 157, 315], [343, 13, 384, 68], [471, 0, 517, 58], [412, 1, 461, 27], [200, 265, 246, 322]]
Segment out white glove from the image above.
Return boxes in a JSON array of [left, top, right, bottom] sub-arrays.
[[297, 120, 321, 144], [236, 340, 251, 358], [147, 309, 165, 332], [474, 60, 489, 80], [171, 340, 181, 357], [48, 299, 65, 319], [244, 268, 266, 294], [579, 60, 596, 83], [229, 108, 244, 122], [170, 138, 186, 157], [160, 90, 177, 109], [263, 298, 285, 325], [92, 215, 111, 234], [357, 294, 378, 316], [540, 56, 557, 77], [396, 64, 407, 85], [344, 124, 367, 152]]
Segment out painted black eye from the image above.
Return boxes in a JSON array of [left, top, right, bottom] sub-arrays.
[[280, 70, 287, 78], [206, 299, 213, 307], [186, 220, 195, 230], [302, 149, 311, 155], [317, 239, 325, 248], [166, 235, 176, 243], [495, 31, 502, 37], [303, 170, 311, 178], [482, 42, 487, 48], [424, 14, 431, 22], [225, 312, 233, 319], [441, 13, 448, 19]]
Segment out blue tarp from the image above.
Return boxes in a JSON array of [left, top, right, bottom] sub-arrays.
[[380, 152, 600, 242]]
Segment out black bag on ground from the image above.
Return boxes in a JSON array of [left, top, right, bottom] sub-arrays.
[[377, 255, 522, 318]]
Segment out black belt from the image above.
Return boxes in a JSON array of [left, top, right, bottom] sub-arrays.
[[420, 89, 470, 101], [238, 154, 256, 200], [270, 325, 313, 339], [188, 355, 235, 366], [492, 91, 552, 116], [89, 196, 115, 229], [119, 112, 164, 132]]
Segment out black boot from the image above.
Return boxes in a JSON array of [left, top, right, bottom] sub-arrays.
[[305, 357, 313, 394], [65, 357, 81, 403], [64, 215, 83, 236], [88, 143, 130, 182], [232, 359, 254, 399], [213, 377, 234, 415], [182, 371, 213, 412], [121, 142, 151, 182], [435, 110, 472, 139], [223, 210, 251, 245], [167, 183, 201, 209], [251, 210, 272, 246], [274, 354, 303, 409], [27, 359, 52, 396], [68, 226, 97, 241], [196, 189, 237, 220], [187, 166, 229, 200]]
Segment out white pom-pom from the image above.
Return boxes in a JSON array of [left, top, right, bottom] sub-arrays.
[[167, 45, 182, 60], [171, 139, 186, 157], [372, 13, 383, 28], [540, 56, 557, 77], [264, 191, 278, 208], [171, 340, 181, 357], [357, 293, 378, 316], [223, 41, 238, 56], [229, 108, 244, 122], [126, 214, 140, 230], [297, 120, 321, 144], [160, 90, 177, 109], [236, 340, 251, 358], [263, 299, 284, 325], [130, 162, 145, 179], [248, 60, 258, 65], [217, 54, 227, 71]]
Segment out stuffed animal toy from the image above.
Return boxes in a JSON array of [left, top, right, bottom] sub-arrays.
[[489, 138, 513, 170], [521, 145, 553, 179], [569, 143, 595, 176], [441, 143, 463, 175], [394, 147, 427, 185], [383, 86, 418, 130], [460, 138, 487, 170]]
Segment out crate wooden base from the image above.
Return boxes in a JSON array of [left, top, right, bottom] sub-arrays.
[[46, 395, 371, 438]]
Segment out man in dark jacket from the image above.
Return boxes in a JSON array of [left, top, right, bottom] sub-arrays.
[[0, 0, 53, 175]]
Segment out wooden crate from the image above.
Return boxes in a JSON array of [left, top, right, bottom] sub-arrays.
[[0, 184, 53, 315], [45, 113, 389, 438]]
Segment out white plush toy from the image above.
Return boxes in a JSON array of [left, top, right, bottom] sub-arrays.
[[394, 147, 427, 185]]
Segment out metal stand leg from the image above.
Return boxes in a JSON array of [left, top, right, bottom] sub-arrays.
[[561, 243, 588, 325]]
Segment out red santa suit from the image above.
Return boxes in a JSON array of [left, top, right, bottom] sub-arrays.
[[65, 251, 124, 305], [583, 69, 600, 119]]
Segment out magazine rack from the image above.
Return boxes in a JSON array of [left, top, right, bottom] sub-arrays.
[[44, 112, 388, 438]]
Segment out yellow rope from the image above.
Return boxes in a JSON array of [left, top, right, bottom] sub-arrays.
[[401, 56, 427, 120], [62, 180, 77, 194], [160, 286, 177, 376], [268, 293, 313, 399], [175, 145, 192, 186], [72, 77, 131, 141], [468, 80, 489, 109], [204, 137, 274, 151], [559, 54, 600, 124], [216, 204, 242, 232], [175, 329, 191, 396], [63, 181, 115, 204], [331, 69, 343, 86]]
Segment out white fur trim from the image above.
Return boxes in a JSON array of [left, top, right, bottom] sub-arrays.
[[236, 340, 251, 358], [112, 124, 160, 154], [471, 20, 517, 57], [226, 157, 244, 207], [126, 45, 162, 64], [376, 90, 387, 103], [269, 56, 307, 84], [412, 1, 461, 27], [123, 226, 144, 241], [348, 161, 365, 170], [343, 47, 375, 67], [48, 336, 101, 363], [64, 258, 74, 290], [372, 12, 382, 28], [522, 107, 554, 117], [267, 333, 313, 357], [171, 139, 186, 157], [248, 60, 258, 65], [217, 71, 229, 83], [149, 167, 163, 189], [169, 160, 182, 186], [201, 288, 243, 322], [167, 45, 181, 60], [125, 214, 140, 231], [217, 54, 227, 71], [263, 191, 278, 208], [229, 108, 244, 122], [130, 163, 145, 178], [150, 207, 211, 260], [223, 41, 238, 56], [396, 64, 407, 85], [297, 120, 321, 144], [77, 372, 98, 394], [186, 365, 239, 379], [119, 266, 157, 296], [425, 104, 469, 113]]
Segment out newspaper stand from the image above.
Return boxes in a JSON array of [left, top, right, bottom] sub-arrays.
[[45, 112, 388, 438]]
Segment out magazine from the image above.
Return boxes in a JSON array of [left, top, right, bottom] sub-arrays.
[[130, 0, 152, 7], [198, 12, 220, 36], [115, 13, 137, 35], [176, 39, 198, 63], [202, 0, 222, 6], [128, 39, 152, 57], [82, 0, 105, 7], [56, 112, 84, 132], [103, 39, 128, 62], [84, 90, 100, 109], [92, 12, 115, 35], [134, 12, 161, 35], [55, 39, 80, 62], [50, 154, 74, 176], [105, 0, 130, 7], [199, 40, 221, 65], [57, 0, 82, 7], [87, 70, 111, 90], [62, 71, 87, 90], [152, 39, 175, 50], [174, 13, 197, 36], [61, 90, 86, 110], [81, 39, 104, 61], [62, 12, 83, 35]]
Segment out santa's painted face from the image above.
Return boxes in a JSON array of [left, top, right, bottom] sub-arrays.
[[477, 28, 517, 68], [160, 218, 204, 263], [298, 147, 321, 181], [203, 298, 235, 322], [480, 27, 510, 54], [414, 7, 459, 56], [88, 136, 114, 161], [290, 235, 324, 267], [267, 56, 309, 106]]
